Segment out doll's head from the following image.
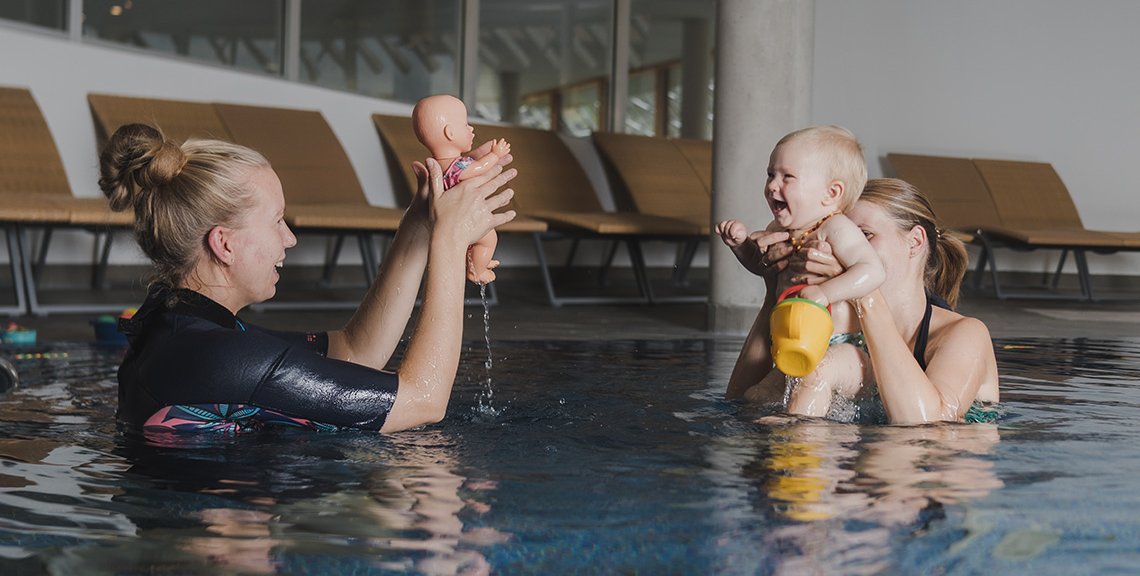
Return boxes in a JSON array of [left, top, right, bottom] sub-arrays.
[[766, 125, 867, 230], [412, 94, 476, 160]]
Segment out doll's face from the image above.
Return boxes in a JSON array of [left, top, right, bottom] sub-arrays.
[[765, 139, 836, 231]]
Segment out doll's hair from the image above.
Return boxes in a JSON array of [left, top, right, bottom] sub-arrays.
[[98, 123, 268, 288], [777, 125, 867, 211], [860, 178, 969, 308]]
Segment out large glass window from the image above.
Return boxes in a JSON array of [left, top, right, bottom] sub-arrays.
[[83, 0, 284, 75], [625, 0, 715, 138], [0, 0, 67, 30], [475, 0, 613, 136], [299, 0, 461, 103]]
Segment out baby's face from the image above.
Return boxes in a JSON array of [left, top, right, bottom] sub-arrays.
[[765, 139, 834, 231]]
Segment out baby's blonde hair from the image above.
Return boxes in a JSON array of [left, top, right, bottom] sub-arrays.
[[777, 125, 867, 211]]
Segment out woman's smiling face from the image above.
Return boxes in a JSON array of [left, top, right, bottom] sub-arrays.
[[227, 166, 297, 308]]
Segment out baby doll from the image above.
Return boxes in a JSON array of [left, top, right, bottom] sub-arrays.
[[412, 94, 511, 284]]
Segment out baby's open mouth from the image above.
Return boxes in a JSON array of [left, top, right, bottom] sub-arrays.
[[771, 199, 788, 213]]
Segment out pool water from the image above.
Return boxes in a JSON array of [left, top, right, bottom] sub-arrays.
[[1, 337, 1140, 574]]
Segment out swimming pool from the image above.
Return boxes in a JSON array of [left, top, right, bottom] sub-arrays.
[[1, 337, 1139, 574]]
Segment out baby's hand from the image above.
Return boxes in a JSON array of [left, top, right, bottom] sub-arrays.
[[491, 139, 511, 157], [798, 285, 830, 308], [716, 219, 748, 248]]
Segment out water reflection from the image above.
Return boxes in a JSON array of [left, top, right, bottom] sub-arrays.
[[704, 417, 1002, 574], [94, 431, 506, 575], [0, 346, 504, 574]]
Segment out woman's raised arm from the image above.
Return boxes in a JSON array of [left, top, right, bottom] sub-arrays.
[[381, 159, 516, 432], [855, 290, 997, 423]]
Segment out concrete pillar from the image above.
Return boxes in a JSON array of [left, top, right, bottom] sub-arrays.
[[680, 17, 710, 140], [708, 0, 814, 334], [499, 71, 521, 124], [460, 0, 480, 105]]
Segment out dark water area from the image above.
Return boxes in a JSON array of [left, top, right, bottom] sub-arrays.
[[1, 337, 1139, 574]]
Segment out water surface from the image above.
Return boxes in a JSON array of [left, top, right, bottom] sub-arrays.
[[1, 337, 1138, 574]]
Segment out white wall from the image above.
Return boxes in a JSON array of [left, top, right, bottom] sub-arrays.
[[5, 1, 1140, 275], [813, 0, 1140, 275]]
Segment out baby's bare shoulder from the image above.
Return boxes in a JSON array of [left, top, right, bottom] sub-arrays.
[[817, 214, 866, 247]]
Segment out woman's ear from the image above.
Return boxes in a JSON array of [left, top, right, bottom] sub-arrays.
[[908, 224, 928, 257], [207, 225, 235, 266]]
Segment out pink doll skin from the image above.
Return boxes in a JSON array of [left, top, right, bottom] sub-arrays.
[[412, 94, 511, 284]]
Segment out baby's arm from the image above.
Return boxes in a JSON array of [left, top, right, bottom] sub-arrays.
[[716, 219, 790, 277], [458, 139, 511, 181], [798, 215, 884, 307]]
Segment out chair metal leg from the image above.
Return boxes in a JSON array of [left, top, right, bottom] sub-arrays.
[[1, 227, 27, 316], [321, 234, 346, 285], [971, 242, 989, 291], [626, 240, 652, 300], [1050, 249, 1069, 290], [564, 239, 580, 267], [530, 232, 649, 307], [357, 233, 377, 283], [977, 233, 1092, 301], [33, 227, 53, 282], [19, 226, 141, 316], [598, 241, 620, 286], [92, 230, 114, 289], [1074, 250, 1092, 301], [672, 239, 700, 286]]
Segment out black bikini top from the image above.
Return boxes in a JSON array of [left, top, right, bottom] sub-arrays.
[[913, 291, 952, 370]]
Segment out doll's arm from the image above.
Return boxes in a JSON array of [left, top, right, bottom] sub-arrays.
[[458, 139, 512, 181], [799, 216, 885, 307]]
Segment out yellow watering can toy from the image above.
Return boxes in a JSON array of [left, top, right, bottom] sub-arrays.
[[770, 285, 833, 377]]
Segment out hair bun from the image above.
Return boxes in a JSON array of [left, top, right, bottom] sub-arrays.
[[146, 140, 187, 186], [98, 123, 186, 212]]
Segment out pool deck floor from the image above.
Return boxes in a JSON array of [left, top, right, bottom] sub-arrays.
[[9, 266, 1140, 343]]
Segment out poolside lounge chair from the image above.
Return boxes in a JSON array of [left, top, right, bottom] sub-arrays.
[[372, 114, 701, 306], [0, 86, 139, 315], [971, 158, 1140, 300], [888, 152, 1139, 300], [590, 132, 711, 297]]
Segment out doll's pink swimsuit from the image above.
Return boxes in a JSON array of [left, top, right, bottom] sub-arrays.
[[443, 156, 475, 189]]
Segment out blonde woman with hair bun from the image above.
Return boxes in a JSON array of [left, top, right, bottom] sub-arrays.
[[101, 123, 517, 434]]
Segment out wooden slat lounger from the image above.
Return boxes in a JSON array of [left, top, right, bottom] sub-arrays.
[[373, 114, 700, 306]]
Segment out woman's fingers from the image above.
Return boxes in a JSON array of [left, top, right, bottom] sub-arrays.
[[491, 210, 517, 228], [788, 241, 842, 284], [750, 229, 791, 253], [470, 166, 516, 199], [430, 164, 518, 246], [488, 188, 515, 210], [427, 158, 444, 198]]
